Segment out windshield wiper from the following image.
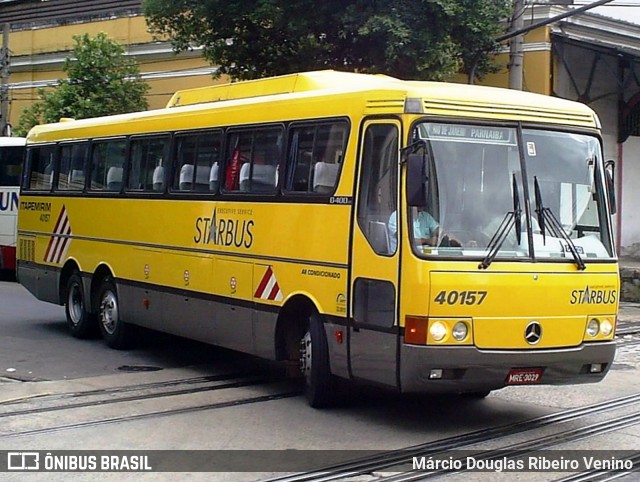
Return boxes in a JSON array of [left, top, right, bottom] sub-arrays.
[[534, 176, 586, 271], [479, 174, 522, 270]]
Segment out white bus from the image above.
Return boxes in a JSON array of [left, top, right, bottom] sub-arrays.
[[0, 137, 26, 272]]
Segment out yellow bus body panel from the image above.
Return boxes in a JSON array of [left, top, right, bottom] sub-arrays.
[[19, 197, 350, 317]]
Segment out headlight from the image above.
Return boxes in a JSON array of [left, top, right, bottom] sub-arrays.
[[600, 319, 613, 337], [586, 318, 599, 337], [429, 321, 447, 342], [452, 321, 468, 341]]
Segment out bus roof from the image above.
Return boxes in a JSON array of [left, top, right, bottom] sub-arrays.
[[26, 71, 598, 143], [165, 70, 400, 107]]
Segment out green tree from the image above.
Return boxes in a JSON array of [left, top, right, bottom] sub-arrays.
[[142, 0, 510, 82], [15, 32, 150, 136]]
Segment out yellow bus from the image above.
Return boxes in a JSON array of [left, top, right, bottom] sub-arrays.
[[17, 71, 618, 407]]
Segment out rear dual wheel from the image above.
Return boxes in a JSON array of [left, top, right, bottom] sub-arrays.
[[97, 276, 134, 349], [65, 272, 98, 338]]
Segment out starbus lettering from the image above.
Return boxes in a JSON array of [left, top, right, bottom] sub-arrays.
[[570, 286, 617, 305], [193, 217, 213, 244], [193, 208, 254, 248], [0, 192, 19, 212]]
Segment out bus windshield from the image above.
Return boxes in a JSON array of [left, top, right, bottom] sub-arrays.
[[412, 122, 614, 262]]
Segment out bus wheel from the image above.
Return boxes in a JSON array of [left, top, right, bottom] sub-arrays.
[[97, 276, 133, 349], [65, 272, 97, 338], [300, 313, 336, 408]]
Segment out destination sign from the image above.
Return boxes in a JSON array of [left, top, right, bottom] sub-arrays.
[[422, 124, 515, 145]]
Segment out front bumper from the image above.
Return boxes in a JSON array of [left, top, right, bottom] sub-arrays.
[[400, 341, 616, 393]]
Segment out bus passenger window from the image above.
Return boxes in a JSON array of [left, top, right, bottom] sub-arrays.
[[173, 131, 221, 193], [224, 127, 282, 193], [26, 145, 56, 191], [128, 136, 169, 192], [0, 145, 23, 186], [90, 140, 126, 192], [285, 121, 347, 194], [58, 143, 88, 191]]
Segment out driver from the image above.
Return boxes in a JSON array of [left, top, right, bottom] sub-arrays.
[[388, 207, 440, 251]]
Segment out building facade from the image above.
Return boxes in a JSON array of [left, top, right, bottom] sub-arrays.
[[1, 0, 220, 129]]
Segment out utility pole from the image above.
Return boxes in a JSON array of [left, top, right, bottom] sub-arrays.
[[0, 23, 10, 136], [509, 0, 525, 91], [504, 0, 617, 91]]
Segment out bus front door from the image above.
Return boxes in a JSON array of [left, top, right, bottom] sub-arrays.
[[349, 121, 401, 388]]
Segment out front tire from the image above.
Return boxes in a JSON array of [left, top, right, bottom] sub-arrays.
[[65, 272, 98, 339], [97, 276, 134, 349], [300, 313, 336, 408]]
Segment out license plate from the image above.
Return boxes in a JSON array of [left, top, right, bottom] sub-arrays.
[[506, 368, 543, 385]]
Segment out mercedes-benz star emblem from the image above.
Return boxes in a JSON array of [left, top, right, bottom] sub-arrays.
[[525, 321, 542, 345]]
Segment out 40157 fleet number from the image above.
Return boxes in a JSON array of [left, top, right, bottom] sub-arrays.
[[434, 290, 487, 305]]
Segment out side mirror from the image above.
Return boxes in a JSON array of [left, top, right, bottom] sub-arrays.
[[604, 159, 616, 215], [406, 153, 427, 207]]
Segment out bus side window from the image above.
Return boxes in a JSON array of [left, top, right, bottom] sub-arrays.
[[224, 127, 281, 194], [173, 130, 222, 193], [0, 145, 24, 186], [128, 136, 169, 192], [58, 143, 88, 191], [90, 140, 127, 192], [26, 145, 56, 191], [285, 121, 347, 194]]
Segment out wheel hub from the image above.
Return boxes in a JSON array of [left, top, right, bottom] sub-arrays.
[[100, 291, 118, 335], [68, 285, 83, 325], [300, 331, 312, 382]]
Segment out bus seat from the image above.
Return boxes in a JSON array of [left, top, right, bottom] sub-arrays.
[[368, 220, 391, 254], [313, 162, 339, 193], [69, 169, 85, 188], [179, 164, 194, 190], [239, 163, 251, 191], [152, 166, 165, 192], [250, 164, 276, 192], [106, 166, 123, 191], [194, 166, 210, 191], [209, 162, 219, 192]]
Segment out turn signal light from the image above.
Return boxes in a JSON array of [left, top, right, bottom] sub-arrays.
[[405, 316, 428, 344]]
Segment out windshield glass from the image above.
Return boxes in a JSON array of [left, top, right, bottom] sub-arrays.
[[523, 129, 612, 260], [410, 122, 613, 262]]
